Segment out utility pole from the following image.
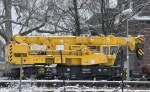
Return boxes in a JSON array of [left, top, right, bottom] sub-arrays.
[[73, 0, 81, 36], [126, 20, 130, 81]]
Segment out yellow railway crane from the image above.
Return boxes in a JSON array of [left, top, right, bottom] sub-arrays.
[[5, 35, 144, 80]]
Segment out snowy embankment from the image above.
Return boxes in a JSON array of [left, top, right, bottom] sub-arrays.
[[0, 83, 150, 92]]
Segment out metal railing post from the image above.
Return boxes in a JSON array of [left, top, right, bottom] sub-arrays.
[[60, 50, 66, 92], [19, 54, 23, 92]]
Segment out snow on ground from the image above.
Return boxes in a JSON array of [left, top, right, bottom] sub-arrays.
[[0, 83, 47, 92], [0, 83, 150, 92]]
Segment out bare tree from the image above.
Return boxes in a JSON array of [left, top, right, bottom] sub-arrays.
[[73, 0, 81, 36], [0, 0, 12, 42], [0, 0, 149, 43], [10, 0, 91, 36], [3, 0, 12, 40]]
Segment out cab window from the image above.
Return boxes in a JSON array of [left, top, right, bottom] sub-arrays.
[[110, 46, 118, 55], [88, 46, 100, 53], [103, 47, 109, 55]]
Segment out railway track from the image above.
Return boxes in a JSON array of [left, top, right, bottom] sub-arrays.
[[0, 80, 150, 87], [0, 80, 150, 92], [0, 80, 150, 83]]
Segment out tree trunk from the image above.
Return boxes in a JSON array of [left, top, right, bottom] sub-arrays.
[[73, 0, 81, 36], [101, 0, 106, 35], [3, 0, 12, 41]]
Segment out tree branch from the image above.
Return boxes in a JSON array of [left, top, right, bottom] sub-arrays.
[[19, 23, 45, 36], [0, 29, 8, 42], [36, 29, 69, 34]]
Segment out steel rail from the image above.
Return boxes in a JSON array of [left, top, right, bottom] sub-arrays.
[[0, 80, 149, 84]]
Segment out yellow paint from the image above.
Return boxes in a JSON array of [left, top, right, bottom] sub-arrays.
[[6, 35, 144, 66]]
